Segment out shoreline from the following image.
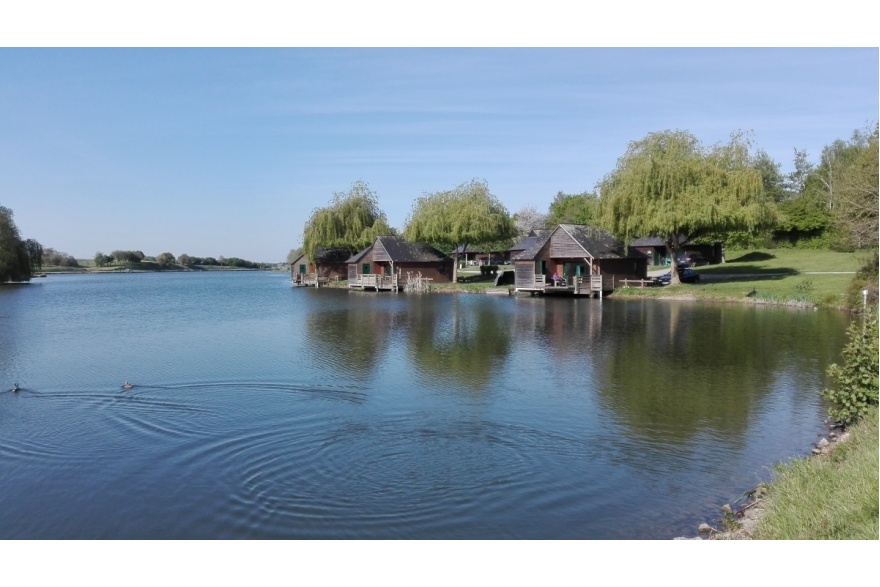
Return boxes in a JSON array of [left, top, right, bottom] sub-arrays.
[[311, 277, 849, 311], [678, 419, 852, 540]]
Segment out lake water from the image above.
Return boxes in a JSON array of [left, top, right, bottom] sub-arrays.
[[0, 272, 851, 539]]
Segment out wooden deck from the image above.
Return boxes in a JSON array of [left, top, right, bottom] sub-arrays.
[[292, 273, 327, 287], [348, 274, 400, 292], [514, 274, 615, 298]]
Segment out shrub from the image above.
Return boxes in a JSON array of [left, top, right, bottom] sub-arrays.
[[845, 249, 878, 310], [820, 313, 879, 425]]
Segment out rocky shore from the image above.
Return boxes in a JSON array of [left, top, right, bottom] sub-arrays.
[[676, 421, 851, 540]]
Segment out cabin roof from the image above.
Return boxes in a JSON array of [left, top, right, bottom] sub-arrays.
[[512, 233, 552, 259], [345, 245, 372, 264], [377, 236, 449, 262], [631, 235, 688, 247], [346, 236, 450, 264], [508, 230, 552, 253], [514, 224, 647, 261]]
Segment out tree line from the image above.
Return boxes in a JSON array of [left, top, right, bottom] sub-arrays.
[[1, 205, 44, 282], [94, 250, 270, 269], [2, 210, 274, 283], [298, 125, 877, 285]]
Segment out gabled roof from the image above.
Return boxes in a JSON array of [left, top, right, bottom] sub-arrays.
[[451, 243, 510, 254], [376, 236, 449, 263], [514, 224, 647, 261], [345, 236, 450, 264], [509, 231, 549, 253], [513, 232, 552, 260], [345, 244, 372, 265], [559, 224, 628, 259]]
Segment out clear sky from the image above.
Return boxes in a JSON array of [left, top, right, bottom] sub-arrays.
[[1, 47, 877, 262]]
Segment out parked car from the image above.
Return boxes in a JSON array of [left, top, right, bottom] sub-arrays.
[[657, 267, 700, 285]]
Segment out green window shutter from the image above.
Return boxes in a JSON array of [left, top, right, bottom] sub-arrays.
[[299, 264, 306, 274], [362, 263, 370, 274]]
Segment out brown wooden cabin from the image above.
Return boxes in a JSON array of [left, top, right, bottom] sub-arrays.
[[631, 236, 723, 266], [513, 224, 649, 296], [451, 243, 510, 266], [346, 236, 454, 291], [290, 247, 350, 286]]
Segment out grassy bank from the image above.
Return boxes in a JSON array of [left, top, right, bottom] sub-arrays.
[[614, 249, 869, 309], [749, 407, 878, 539]]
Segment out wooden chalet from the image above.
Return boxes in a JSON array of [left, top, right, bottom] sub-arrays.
[[346, 236, 454, 291], [451, 243, 509, 266], [513, 224, 649, 297], [290, 247, 350, 287]]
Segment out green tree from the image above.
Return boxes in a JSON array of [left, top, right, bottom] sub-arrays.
[[177, 253, 191, 266], [25, 238, 43, 272], [753, 149, 786, 203], [598, 130, 775, 284], [773, 191, 832, 247], [546, 191, 601, 226], [155, 252, 175, 267], [93, 251, 114, 267], [785, 148, 814, 197], [807, 127, 874, 216], [302, 181, 393, 263], [403, 179, 516, 282], [832, 125, 878, 250], [0, 205, 32, 283]]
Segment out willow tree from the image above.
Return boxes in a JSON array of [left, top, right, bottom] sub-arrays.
[[302, 181, 394, 262], [598, 130, 774, 284], [403, 179, 516, 282]]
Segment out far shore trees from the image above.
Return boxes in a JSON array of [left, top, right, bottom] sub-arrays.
[[302, 181, 394, 262], [156, 252, 176, 267], [94, 252, 114, 267], [598, 130, 775, 285], [403, 179, 516, 283]]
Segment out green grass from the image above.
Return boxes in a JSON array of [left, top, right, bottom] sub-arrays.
[[615, 248, 869, 309], [750, 407, 879, 540]]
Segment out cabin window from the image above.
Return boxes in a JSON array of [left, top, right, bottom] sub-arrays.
[[362, 263, 370, 274], [299, 264, 306, 274], [539, 260, 547, 275]]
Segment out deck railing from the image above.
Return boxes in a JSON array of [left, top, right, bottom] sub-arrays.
[[350, 273, 399, 290]]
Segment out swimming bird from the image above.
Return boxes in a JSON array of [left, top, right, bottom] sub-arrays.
[[122, 381, 134, 390], [11, 383, 19, 392]]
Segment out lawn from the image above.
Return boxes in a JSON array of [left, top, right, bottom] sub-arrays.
[[615, 249, 868, 308]]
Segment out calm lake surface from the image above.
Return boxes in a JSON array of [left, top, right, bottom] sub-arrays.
[[0, 272, 850, 539]]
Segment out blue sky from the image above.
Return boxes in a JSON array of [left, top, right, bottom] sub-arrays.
[[1, 48, 877, 262]]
